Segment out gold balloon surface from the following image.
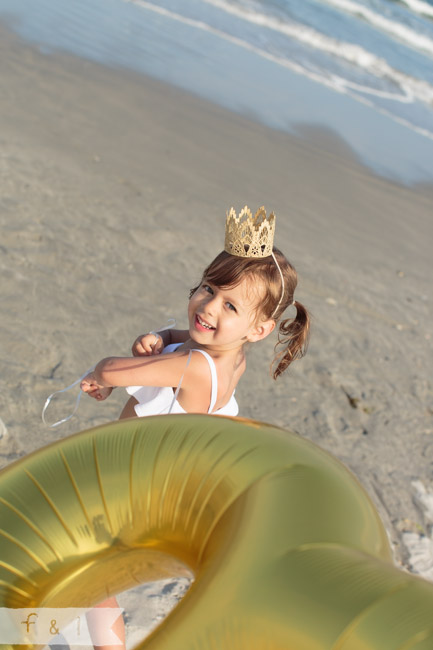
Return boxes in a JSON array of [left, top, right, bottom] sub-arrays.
[[1, 414, 433, 649]]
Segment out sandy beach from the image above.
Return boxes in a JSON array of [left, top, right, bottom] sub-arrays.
[[1, 20, 433, 644]]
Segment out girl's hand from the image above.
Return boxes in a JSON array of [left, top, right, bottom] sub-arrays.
[[80, 375, 113, 401], [132, 332, 164, 356]]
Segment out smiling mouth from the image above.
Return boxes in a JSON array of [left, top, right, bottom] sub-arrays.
[[196, 315, 215, 330]]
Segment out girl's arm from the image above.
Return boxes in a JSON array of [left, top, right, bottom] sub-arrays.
[[81, 351, 213, 412], [81, 349, 201, 392], [83, 332, 191, 401]]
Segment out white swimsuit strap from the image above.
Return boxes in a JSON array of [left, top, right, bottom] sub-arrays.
[[191, 349, 218, 413], [167, 345, 217, 414]]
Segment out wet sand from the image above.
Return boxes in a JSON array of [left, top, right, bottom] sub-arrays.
[[1, 23, 433, 645]]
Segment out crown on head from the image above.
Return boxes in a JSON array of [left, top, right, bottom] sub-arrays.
[[224, 206, 276, 258]]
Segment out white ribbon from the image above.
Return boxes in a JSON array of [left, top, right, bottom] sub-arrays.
[[42, 319, 176, 428], [41, 365, 96, 429], [271, 251, 285, 317]]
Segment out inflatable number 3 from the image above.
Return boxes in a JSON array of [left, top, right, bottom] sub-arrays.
[[1, 414, 433, 649]]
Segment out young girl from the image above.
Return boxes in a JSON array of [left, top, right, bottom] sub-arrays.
[[80, 206, 310, 650], [80, 210, 310, 420]]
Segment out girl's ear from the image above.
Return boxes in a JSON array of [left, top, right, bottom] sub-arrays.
[[247, 319, 275, 343]]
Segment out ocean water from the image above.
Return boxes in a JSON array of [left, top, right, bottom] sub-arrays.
[[1, 0, 433, 184]]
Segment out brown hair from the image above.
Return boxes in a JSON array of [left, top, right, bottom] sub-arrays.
[[190, 249, 310, 379]]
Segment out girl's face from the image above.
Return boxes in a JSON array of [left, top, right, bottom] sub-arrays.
[[188, 276, 273, 350]]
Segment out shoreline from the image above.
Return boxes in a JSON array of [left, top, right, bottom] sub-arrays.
[[1, 19, 433, 195], [1, 21, 433, 643], [1, 1, 433, 186]]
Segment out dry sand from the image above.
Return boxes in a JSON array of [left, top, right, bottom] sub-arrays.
[[1, 23, 433, 646]]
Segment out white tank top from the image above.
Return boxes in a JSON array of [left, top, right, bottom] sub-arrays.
[[126, 343, 239, 417]]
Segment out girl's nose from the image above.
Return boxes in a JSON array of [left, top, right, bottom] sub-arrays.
[[203, 294, 218, 314]]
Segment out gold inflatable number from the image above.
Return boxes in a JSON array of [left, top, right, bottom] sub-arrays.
[[1, 414, 433, 649]]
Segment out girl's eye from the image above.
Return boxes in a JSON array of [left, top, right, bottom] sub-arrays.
[[226, 302, 236, 312], [203, 284, 213, 294]]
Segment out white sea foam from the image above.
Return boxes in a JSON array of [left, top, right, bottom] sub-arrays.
[[126, 0, 433, 141], [212, 0, 433, 61], [398, 0, 433, 18], [319, 0, 433, 56], [200, 0, 433, 106], [125, 0, 396, 95]]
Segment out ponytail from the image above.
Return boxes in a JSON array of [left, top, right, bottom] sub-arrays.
[[271, 300, 310, 380]]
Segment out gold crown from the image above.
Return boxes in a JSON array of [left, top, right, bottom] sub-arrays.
[[225, 206, 276, 258]]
